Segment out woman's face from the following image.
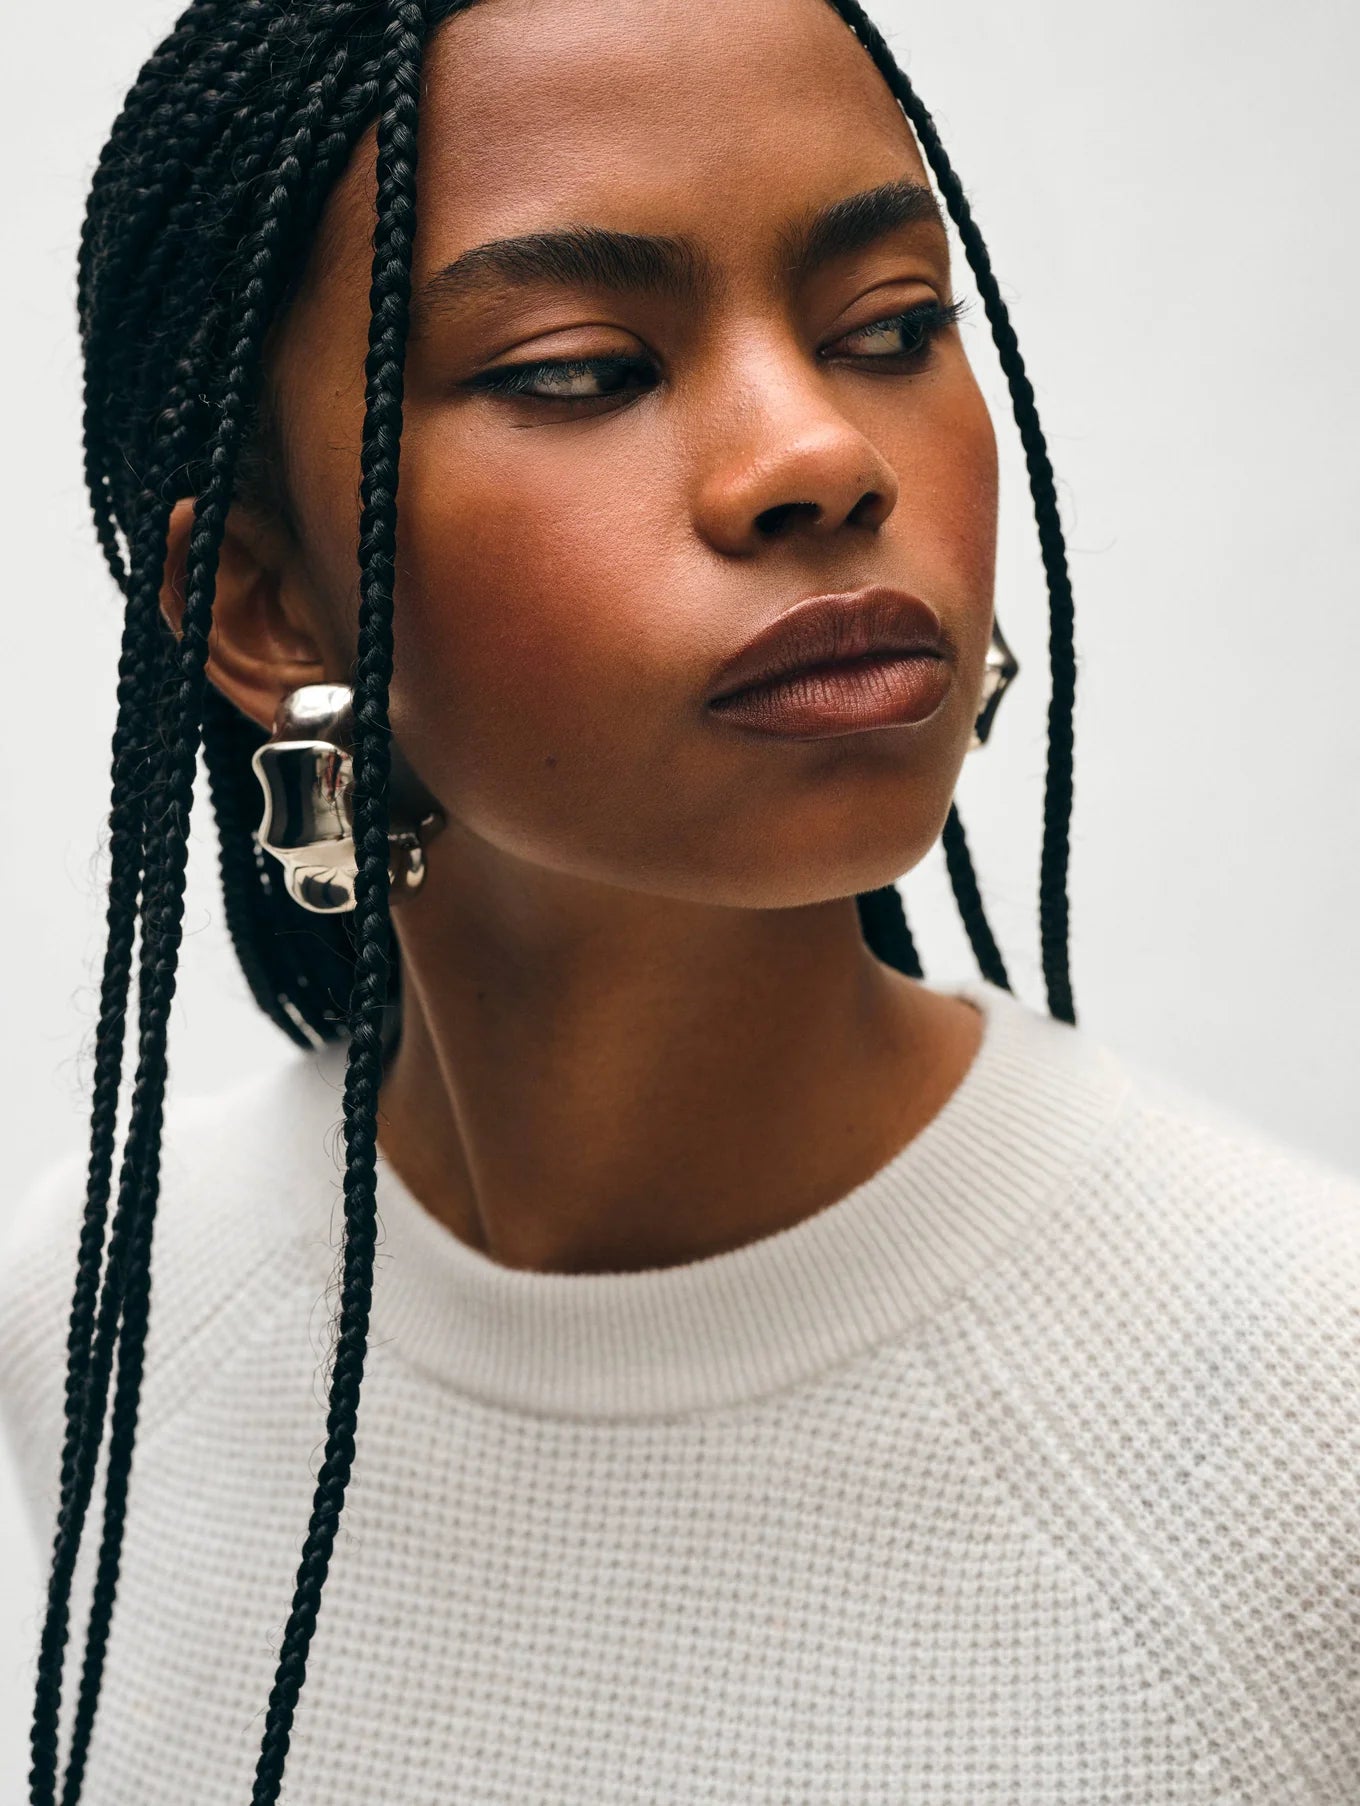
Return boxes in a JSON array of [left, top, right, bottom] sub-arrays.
[[262, 0, 999, 910]]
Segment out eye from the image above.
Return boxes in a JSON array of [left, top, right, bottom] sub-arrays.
[[828, 295, 969, 367], [465, 352, 658, 406]]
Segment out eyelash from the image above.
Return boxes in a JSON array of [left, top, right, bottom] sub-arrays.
[[467, 295, 970, 406]]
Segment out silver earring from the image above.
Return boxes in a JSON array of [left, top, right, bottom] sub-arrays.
[[250, 683, 446, 915], [969, 620, 1019, 751]]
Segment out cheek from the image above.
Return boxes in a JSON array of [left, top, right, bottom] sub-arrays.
[[387, 417, 686, 832]]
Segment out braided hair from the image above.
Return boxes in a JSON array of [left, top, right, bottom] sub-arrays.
[[31, 1, 1078, 1799]]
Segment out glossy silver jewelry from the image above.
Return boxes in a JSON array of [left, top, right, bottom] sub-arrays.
[[969, 620, 1019, 751], [250, 683, 446, 915]]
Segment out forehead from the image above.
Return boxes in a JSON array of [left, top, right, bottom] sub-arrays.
[[317, 0, 925, 283]]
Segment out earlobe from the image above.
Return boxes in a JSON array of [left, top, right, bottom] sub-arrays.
[[159, 494, 330, 734]]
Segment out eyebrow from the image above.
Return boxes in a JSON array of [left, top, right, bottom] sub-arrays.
[[414, 178, 947, 323]]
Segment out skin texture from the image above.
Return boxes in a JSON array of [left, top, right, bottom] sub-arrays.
[[160, 0, 1000, 1274]]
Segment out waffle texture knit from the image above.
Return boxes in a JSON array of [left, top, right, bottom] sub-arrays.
[[2, 980, 1358, 1804]]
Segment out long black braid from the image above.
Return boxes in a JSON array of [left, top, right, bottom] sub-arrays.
[[32, 2, 1078, 1799]]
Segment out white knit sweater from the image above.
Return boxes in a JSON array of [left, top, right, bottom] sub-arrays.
[[2, 980, 1358, 1804]]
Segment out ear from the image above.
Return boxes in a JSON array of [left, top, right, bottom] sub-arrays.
[[159, 495, 330, 734]]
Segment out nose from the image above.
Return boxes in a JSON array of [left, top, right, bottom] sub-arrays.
[[690, 347, 900, 556]]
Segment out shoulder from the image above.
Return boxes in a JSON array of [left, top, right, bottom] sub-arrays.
[[1040, 1007, 1360, 1422], [1104, 1046, 1360, 1328], [973, 980, 1360, 1290], [0, 1046, 349, 1541]]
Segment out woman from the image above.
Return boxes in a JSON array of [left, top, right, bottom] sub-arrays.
[[3, 0, 1356, 1799]]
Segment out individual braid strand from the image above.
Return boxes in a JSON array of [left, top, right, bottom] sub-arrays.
[[249, 5, 429, 1796], [856, 884, 924, 980], [941, 803, 1011, 991]]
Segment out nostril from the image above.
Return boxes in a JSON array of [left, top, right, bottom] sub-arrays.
[[755, 499, 820, 537], [848, 490, 889, 528]]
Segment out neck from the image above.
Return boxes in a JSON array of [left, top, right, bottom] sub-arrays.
[[375, 867, 981, 1276]]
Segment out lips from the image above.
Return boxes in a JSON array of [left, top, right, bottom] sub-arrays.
[[705, 586, 948, 705]]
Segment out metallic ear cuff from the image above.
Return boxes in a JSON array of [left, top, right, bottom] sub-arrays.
[[969, 620, 1019, 751], [250, 683, 446, 915]]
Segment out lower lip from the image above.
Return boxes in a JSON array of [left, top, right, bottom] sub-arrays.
[[706, 652, 951, 739]]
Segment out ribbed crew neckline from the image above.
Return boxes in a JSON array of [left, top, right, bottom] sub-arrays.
[[294, 982, 1130, 1418]]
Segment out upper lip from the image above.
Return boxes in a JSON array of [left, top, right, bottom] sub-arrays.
[[705, 585, 948, 704]]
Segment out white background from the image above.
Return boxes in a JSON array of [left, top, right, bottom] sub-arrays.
[[3, 0, 1358, 1789]]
